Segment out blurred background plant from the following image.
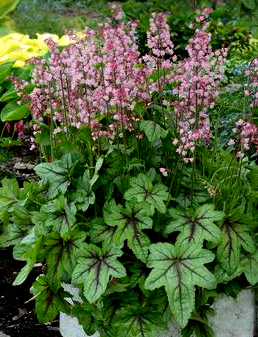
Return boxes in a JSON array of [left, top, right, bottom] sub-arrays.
[[0, 0, 20, 36]]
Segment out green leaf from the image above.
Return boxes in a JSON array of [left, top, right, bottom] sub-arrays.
[[116, 305, 166, 337], [240, 250, 258, 285], [242, 0, 256, 9], [1, 101, 30, 121], [103, 278, 130, 296], [182, 320, 214, 337], [104, 200, 153, 262], [217, 217, 255, 275], [13, 237, 42, 286], [89, 156, 104, 186], [140, 120, 168, 143], [0, 61, 14, 84], [165, 204, 224, 245], [34, 153, 77, 198], [44, 231, 86, 291], [72, 302, 100, 336], [0, 0, 20, 19], [214, 264, 242, 284], [89, 217, 118, 246], [0, 178, 19, 216], [42, 196, 77, 234], [72, 243, 126, 303], [173, 188, 209, 208], [124, 173, 169, 214], [145, 241, 216, 328], [247, 165, 258, 190], [30, 276, 70, 323], [0, 88, 18, 102], [71, 169, 95, 211], [0, 222, 29, 248]]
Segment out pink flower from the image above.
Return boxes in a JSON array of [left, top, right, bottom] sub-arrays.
[[208, 187, 215, 197], [159, 168, 168, 176], [196, 15, 205, 22], [203, 8, 213, 17], [5, 123, 11, 132], [236, 151, 245, 158]]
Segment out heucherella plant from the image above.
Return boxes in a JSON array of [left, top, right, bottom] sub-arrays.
[[1, 7, 258, 337]]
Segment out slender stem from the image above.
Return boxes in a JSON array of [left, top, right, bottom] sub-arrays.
[[0, 122, 7, 138]]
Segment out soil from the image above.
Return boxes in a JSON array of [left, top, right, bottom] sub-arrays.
[[0, 247, 62, 337], [0, 140, 40, 185]]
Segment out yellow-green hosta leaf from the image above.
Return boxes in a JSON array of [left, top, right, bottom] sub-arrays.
[[0, 0, 20, 19], [144, 241, 216, 328]]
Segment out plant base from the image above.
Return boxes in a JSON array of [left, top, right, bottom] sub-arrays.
[[59, 285, 255, 337]]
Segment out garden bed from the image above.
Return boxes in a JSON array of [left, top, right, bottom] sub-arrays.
[[0, 247, 61, 337]]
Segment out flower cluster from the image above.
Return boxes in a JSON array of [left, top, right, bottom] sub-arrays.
[[229, 119, 258, 157], [14, 120, 25, 139], [143, 13, 176, 93], [11, 8, 228, 162], [245, 58, 258, 109], [171, 9, 227, 162], [17, 16, 150, 141]]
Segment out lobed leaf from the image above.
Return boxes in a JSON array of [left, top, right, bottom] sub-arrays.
[[30, 276, 70, 323], [42, 196, 77, 234], [71, 169, 95, 211], [240, 249, 258, 285], [145, 241, 216, 328], [34, 153, 77, 198], [72, 243, 126, 303], [217, 219, 255, 275], [44, 230, 86, 291], [124, 173, 168, 214], [116, 305, 166, 337], [165, 204, 224, 246], [104, 200, 153, 262]]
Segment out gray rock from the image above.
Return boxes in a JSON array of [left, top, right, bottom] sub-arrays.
[[0, 332, 11, 337]]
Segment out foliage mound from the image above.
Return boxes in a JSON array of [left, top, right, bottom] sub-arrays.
[[0, 6, 257, 337]]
